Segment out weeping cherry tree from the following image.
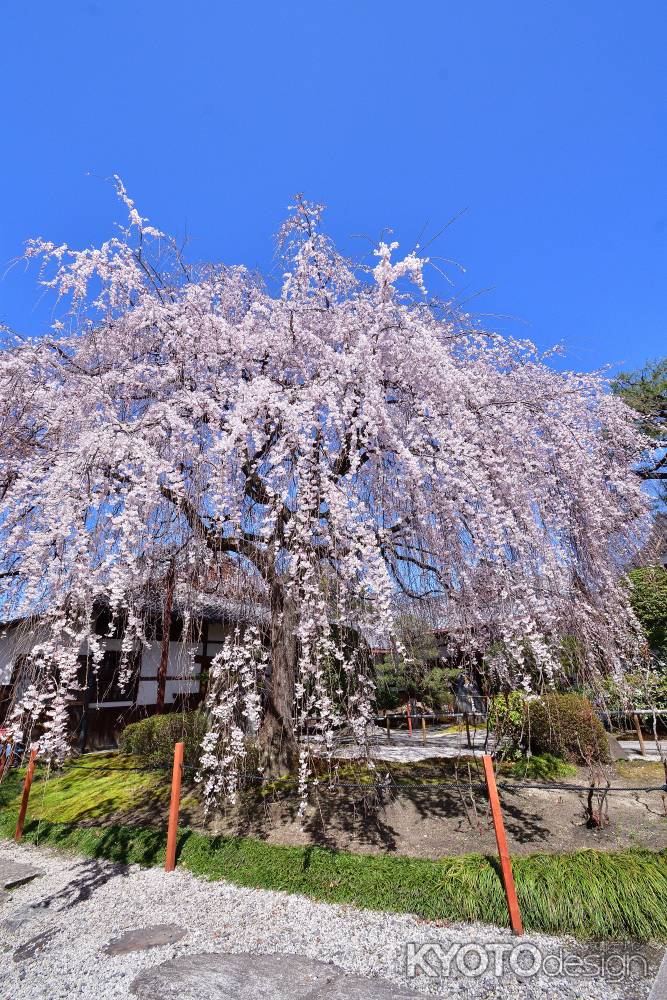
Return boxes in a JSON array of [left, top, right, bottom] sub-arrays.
[[0, 182, 652, 803]]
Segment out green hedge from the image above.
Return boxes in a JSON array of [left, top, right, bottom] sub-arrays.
[[490, 691, 610, 765], [118, 710, 208, 768], [526, 693, 610, 765]]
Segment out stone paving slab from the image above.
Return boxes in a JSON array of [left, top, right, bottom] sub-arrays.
[[649, 950, 667, 1000], [105, 924, 187, 956], [130, 952, 418, 999], [616, 740, 664, 762], [0, 861, 43, 891]]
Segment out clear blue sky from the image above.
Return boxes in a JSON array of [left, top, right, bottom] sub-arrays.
[[1, 1, 665, 373]]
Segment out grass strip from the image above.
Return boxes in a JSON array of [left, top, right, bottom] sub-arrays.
[[0, 787, 665, 942]]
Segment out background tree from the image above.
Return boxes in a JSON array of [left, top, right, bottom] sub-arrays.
[[629, 565, 667, 654], [0, 184, 651, 799], [374, 614, 453, 712], [612, 358, 667, 503]]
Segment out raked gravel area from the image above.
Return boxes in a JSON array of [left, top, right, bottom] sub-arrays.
[[0, 839, 661, 1000]]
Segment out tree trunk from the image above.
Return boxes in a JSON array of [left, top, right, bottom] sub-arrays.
[[258, 578, 298, 773]]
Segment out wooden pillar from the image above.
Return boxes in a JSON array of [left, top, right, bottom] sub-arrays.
[[406, 700, 413, 736], [156, 561, 176, 714], [482, 754, 523, 935], [165, 741, 184, 872], [421, 715, 427, 745], [386, 714, 391, 744], [14, 748, 38, 842]]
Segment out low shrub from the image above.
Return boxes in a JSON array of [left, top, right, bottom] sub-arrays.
[[526, 693, 609, 765], [488, 691, 526, 754], [118, 710, 208, 768]]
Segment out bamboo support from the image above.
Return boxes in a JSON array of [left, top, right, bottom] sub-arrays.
[[633, 714, 646, 757], [0, 743, 12, 782]]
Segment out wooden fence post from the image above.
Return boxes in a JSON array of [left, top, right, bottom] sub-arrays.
[[165, 741, 184, 872], [14, 748, 38, 843], [406, 701, 412, 736], [464, 712, 473, 748], [421, 715, 427, 745], [632, 714, 646, 757], [386, 715, 391, 744], [482, 754, 523, 935]]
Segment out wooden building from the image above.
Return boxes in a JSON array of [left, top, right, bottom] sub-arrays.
[[0, 598, 267, 749]]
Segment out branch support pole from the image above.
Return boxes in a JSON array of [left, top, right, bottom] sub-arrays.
[[14, 748, 38, 842], [165, 741, 184, 872], [0, 742, 12, 782], [633, 713, 646, 757], [482, 753, 523, 935]]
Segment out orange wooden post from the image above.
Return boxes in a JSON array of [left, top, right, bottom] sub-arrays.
[[421, 715, 427, 745], [165, 741, 184, 872], [406, 701, 413, 736], [482, 753, 523, 935], [14, 748, 38, 842]]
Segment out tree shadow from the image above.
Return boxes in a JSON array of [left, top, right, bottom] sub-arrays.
[[6, 853, 126, 916], [199, 775, 554, 854]]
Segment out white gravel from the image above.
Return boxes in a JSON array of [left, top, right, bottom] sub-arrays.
[[0, 839, 660, 999]]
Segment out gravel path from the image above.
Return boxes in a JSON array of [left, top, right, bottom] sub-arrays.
[[327, 726, 495, 763], [0, 839, 661, 999]]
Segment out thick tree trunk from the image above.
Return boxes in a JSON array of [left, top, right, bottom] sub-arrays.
[[258, 578, 298, 773]]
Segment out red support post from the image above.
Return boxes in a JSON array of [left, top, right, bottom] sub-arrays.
[[14, 748, 38, 843], [406, 701, 413, 736], [482, 753, 523, 935], [165, 741, 184, 872]]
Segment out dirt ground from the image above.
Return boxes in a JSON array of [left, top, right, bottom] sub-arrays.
[[120, 757, 667, 859]]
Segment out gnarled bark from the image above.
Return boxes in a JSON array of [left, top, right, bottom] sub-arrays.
[[258, 579, 299, 773]]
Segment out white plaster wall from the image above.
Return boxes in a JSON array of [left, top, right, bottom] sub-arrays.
[[136, 642, 202, 704], [140, 642, 201, 679], [0, 632, 15, 685], [0, 624, 51, 685], [136, 680, 158, 705], [1, 624, 205, 706]]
